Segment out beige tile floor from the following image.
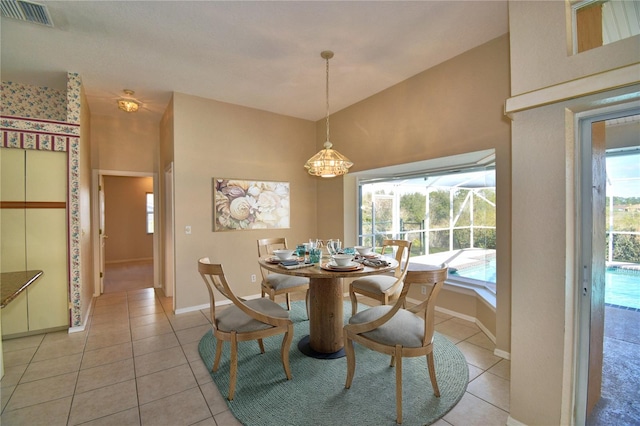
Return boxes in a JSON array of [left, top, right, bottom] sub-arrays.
[[1, 287, 510, 425]]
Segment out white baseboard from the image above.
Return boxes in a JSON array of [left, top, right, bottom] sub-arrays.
[[507, 415, 528, 426], [105, 257, 153, 265], [175, 303, 211, 315], [475, 319, 496, 344], [68, 324, 87, 333], [494, 348, 511, 360], [434, 304, 476, 323], [171, 291, 273, 315], [406, 296, 501, 348], [69, 298, 94, 333], [173, 296, 262, 315], [436, 305, 499, 346]]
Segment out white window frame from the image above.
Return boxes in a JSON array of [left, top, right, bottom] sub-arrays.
[[353, 149, 497, 295]]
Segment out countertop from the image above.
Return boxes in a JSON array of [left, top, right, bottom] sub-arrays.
[[1, 270, 43, 308]]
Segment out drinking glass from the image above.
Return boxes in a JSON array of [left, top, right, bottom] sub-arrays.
[[309, 248, 321, 264], [309, 239, 318, 249], [302, 243, 312, 262], [327, 239, 341, 255]]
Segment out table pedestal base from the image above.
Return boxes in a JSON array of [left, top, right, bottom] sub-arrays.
[[297, 335, 345, 359], [308, 276, 344, 353]]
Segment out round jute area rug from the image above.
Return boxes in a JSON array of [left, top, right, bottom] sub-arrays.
[[199, 301, 468, 425]]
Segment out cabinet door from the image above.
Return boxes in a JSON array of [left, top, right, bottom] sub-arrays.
[[25, 150, 68, 331], [26, 150, 67, 202], [1, 149, 28, 335], [1, 148, 69, 335], [1, 148, 26, 202], [1, 209, 27, 273], [1, 291, 28, 336], [1, 210, 28, 334], [0, 149, 27, 270], [26, 208, 69, 330]]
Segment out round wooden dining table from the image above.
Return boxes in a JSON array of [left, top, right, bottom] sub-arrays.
[[258, 255, 398, 359]]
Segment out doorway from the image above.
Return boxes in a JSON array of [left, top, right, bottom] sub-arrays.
[[93, 170, 159, 296], [103, 175, 154, 293], [576, 107, 640, 424]]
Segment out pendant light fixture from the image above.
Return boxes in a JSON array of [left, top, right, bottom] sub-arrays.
[[117, 89, 140, 113], [304, 51, 353, 178]]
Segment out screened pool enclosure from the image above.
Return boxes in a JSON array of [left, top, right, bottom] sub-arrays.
[[358, 166, 497, 292]]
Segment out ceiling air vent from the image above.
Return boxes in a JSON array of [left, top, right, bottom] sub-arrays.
[[1, 0, 53, 27]]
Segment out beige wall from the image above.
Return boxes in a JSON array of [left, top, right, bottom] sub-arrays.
[[511, 102, 568, 425], [103, 176, 154, 263], [159, 96, 175, 294], [507, 0, 639, 424], [510, 85, 640, 426], [79, 86, 94, 323], [160, 96, 175, 170], [318, 35, 512, 352], [171, 93, 317, 310], [509, 1, 640, 97], [91, 114, 158, 173]]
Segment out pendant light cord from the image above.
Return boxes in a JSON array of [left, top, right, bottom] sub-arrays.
[[325, 54, 330, 144], [304, 50, 352, 178]]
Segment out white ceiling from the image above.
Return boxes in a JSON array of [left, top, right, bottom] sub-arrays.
[[1, 1, 509, 123]]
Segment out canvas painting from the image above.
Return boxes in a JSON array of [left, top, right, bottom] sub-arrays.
[[213, 178, 290, 231]]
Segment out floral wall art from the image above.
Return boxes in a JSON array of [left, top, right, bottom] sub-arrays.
[[213, 178, 290, 231]]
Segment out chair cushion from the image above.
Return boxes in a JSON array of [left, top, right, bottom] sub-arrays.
[[349, 305, 424, 348], [265, 273, 309, 291], [351, 275, 397, 293], [216, 298, 289, 333]]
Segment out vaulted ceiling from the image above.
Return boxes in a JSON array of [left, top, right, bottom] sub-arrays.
[[1, 1, 510, 122]]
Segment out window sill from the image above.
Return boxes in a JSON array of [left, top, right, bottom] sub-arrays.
[[444, 278, 496, 310]]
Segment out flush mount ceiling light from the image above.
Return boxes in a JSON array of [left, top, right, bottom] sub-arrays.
[[304, 51, 353, 178], [117, 89, 140, 113]]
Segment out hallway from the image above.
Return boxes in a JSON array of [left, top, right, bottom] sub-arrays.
[[104, 260, 154, 294]]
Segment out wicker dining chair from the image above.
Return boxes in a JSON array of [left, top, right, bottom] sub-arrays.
[[349, 239, 412, 316], [257, 237, 309, 310], [344, 264, 448, 424], [198, 257, 294, 400]]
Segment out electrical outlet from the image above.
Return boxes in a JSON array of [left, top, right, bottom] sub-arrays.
[[185, 225, 191, 234], [251, 274, 256, 283], [421, 285, 427, 295]]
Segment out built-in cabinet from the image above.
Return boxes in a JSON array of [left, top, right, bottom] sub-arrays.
[[1, 148, 69, 337]]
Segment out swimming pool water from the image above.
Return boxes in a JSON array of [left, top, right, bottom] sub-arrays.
[[451, 261, 640, 310], [606, 267, 640, 310], [450, 260, 496, 283]]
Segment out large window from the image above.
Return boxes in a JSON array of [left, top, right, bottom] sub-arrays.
[[358, 154, 496, 292], [605, 148, 640, 264]]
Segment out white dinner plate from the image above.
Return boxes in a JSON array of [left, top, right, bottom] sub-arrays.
[[267, 257, 297, 264], [322, 261, 362, 271], [331, 260, 359, 267], [360, 253, 380, 259]]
